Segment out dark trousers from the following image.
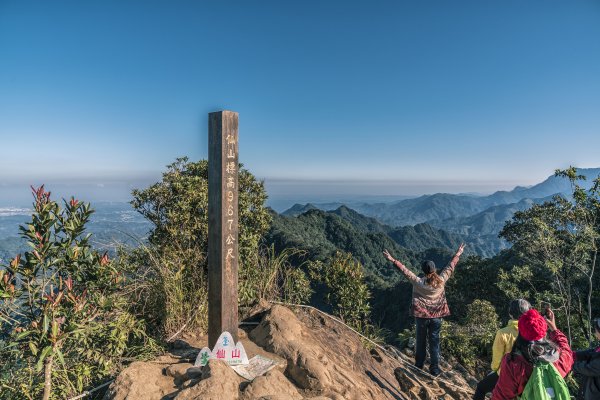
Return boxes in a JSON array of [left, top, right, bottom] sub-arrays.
[[415, 317, 442, 374], [473, 371, 499, 400]]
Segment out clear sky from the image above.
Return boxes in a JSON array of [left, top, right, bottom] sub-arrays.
[[1, 1, 599, 206]]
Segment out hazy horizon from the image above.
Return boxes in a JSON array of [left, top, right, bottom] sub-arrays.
[[1, 1, 599, 191], [0, 173, 556, 212]]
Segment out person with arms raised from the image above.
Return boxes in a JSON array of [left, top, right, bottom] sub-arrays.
[[383, 243, 465, 376]]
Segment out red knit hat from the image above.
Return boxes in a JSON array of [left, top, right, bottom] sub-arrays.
[[518, 309, 547, 341]]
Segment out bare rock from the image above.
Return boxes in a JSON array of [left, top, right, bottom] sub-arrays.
[[175, 360, 242, 400], [241, 369, 303, 400], [103, 361, 177, 400], [107, 304, 477, 400], [250, 305, 402, 399], [393, 366, 474, 400], [185, 366, 203, 380], [165, 362, 194, 386]]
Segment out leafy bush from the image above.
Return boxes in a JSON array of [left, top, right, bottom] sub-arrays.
[[116, 244, 211, 338], [445, 255, 508, 321], [499, 168, 600, 346], [309, 251, 372, 333], [239, 245, 312, 307], [129, 158, 314, 336], [0, 187, 157, 400], [396, 327, 416, 349], [441, 300, 499, 368]]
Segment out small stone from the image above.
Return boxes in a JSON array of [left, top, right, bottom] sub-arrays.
[[175, 360, 241, 400], [165, 363, 193, 381], [185, 367, 203, 380]]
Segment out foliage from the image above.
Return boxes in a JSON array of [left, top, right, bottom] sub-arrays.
[[131, 157, 271, 265], [499, 167, 600, 346], [446, 254, 509, 321], [239, 245, 312, 306], [268, 208, 420, 286], [396, 327, 416, 349], [115, 244, 210, 338], [441, 300, 500, 368], [0, 187, 157, 400], [309, 251, 372, 333], [129, 157, 318, 336]]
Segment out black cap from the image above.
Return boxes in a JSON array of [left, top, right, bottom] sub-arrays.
[[421, 260, 436, 274]]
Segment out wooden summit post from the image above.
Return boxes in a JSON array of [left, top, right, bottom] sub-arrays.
[[208, 110, 239, 349]]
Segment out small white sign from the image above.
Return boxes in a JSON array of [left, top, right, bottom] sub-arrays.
[[232, 355, 279, 380], [194, 331, 249, 367]]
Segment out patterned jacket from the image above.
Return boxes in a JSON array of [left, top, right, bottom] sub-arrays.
[[392, 254, 459, 319]]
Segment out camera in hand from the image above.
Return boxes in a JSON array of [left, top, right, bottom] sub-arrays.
[[540, 301, 551, 317]]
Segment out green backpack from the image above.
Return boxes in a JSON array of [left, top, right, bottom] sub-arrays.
[[519, 362, 570, 400]]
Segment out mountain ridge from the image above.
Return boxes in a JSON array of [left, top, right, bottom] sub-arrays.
[[281, 169, 600, 256]]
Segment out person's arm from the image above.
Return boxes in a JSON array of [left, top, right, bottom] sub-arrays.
[[490, 330, 505, 372], [573, 357, 600, 377], [383, 250, 419, 284], [439, 243, 465, 282], [548, 329, 574, 376], [545, 309, 574, 376], [491, 355, 522, 400], [574, 348, 595, 362]]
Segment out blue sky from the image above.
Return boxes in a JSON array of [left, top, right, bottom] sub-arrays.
[[1, 1, 599, 205]]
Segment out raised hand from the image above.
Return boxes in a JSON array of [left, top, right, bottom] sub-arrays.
[[455, 243, 466, 257], [544, 307, 557, 332], [383, 249, 395, 263]]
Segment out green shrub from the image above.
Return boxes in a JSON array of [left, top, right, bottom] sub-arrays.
[[281, 264, 313, 305], [309, 251, 372, 333], [129, 157, 272, 337], [239, 245, 312, 308], [441, 300, 499, 367], [0, 187, 157, 400], [396, 327, 416, 349], [128, 158, 313, 336]]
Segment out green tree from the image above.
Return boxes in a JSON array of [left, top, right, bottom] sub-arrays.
[[499, 167, 600, 345], [129, 157, 273, 336], [0, 186, 155, 400], [442, 300, 500, 368], [309, 251, 372, 333], [446, 254, 509, 321]]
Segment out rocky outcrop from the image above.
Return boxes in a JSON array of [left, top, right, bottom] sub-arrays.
[[103, 355, 179, 400], [104, 304, 476, 400], [241, 369, 304, 400], [175, 360, 242, 400]]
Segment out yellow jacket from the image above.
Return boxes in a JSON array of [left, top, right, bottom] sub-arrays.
[[491, 320, 518, 373]]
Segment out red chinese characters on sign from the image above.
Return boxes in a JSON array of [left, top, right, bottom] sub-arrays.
[[194, 332, 248, 367]]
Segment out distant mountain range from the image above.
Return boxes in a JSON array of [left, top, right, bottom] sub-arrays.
[[282, 168, 600, 257], [0, 203, 151, 263], [267, 206, 473, 288]]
